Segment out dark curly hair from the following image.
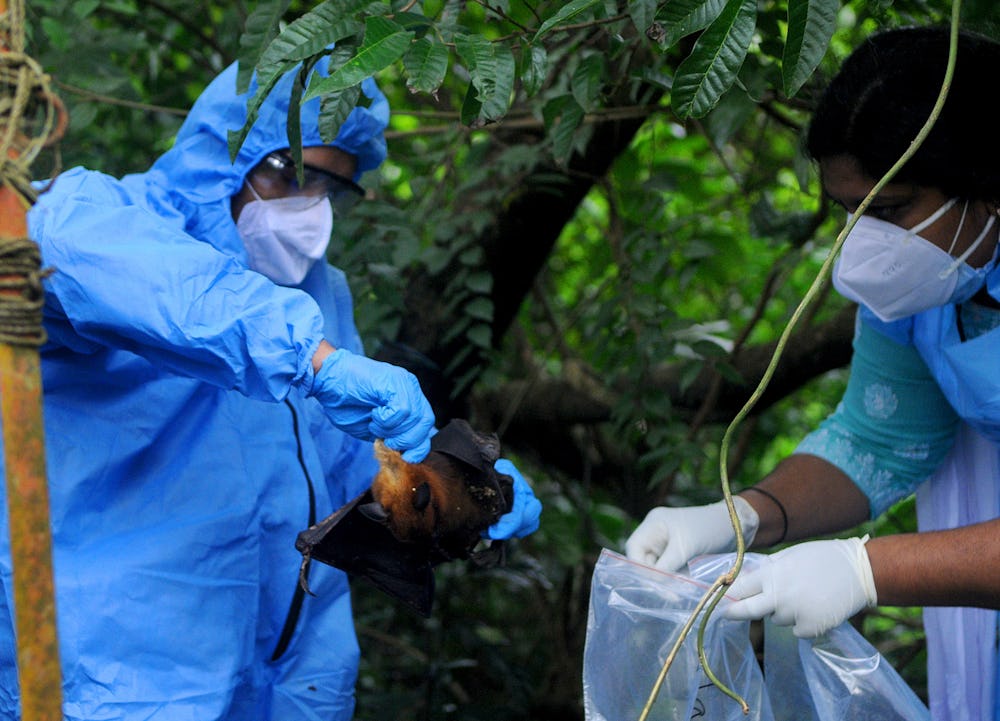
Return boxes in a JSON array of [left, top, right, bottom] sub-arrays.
[[806, 26, 1000, 206]]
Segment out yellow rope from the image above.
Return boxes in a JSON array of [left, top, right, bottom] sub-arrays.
[[0, 46, 58, 204], [1, 0, 60, 347], [0, 236, 50, 346]]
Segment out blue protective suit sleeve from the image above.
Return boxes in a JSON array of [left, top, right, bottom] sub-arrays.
[[795, 313, 960, 517], [30, 171, 323, 401]]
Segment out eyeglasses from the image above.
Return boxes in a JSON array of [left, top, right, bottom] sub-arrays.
[[258, 152, 365, 215]]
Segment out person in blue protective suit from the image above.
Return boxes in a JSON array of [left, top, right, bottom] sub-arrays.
[[625, 26, 1000, 720], [0, 58, 541, 720]]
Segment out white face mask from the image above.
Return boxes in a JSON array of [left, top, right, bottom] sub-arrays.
[[236, 184, 334, 286], [834, 198, 998, 322]]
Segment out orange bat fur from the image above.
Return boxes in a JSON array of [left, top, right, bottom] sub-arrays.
[[371, 440, 505, 545]]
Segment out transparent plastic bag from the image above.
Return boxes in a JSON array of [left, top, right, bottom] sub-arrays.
[[583, 549, 773, 721], [584, 549, 930, 721], [763, 617, 930, 721]]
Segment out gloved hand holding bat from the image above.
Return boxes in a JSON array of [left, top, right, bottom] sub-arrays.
[[296, 419, 542, 615]]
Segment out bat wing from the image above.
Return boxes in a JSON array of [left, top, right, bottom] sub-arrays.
[[296, 490, 437, 617], [430, 418, 501, 470], [429, 419, 513, 517]]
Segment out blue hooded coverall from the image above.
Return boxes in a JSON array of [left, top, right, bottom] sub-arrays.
[[0, 61, 390, 720]]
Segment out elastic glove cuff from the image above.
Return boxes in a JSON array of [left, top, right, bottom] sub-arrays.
[[851, 535, 878, 608], [307, 348, 347, 399], [731, 495, 761, 549]]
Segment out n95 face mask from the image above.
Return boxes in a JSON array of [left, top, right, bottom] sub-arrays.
[[834, 198, 998, 322], [237, 192, 334, 286]]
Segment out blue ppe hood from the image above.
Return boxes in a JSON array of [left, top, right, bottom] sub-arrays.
[[132, 59, 389, 261]]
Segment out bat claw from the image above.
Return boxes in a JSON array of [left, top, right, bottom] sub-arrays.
[[298, 553, 317, 597]]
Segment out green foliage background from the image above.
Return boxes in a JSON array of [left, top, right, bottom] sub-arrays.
[[20, 0, 1000, 718]]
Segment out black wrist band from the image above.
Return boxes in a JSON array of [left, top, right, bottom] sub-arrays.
[[741, 486, 788, 545]]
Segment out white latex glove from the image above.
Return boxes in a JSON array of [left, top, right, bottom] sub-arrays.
[[624, 497, 760, 573], [722, 536, 878, 638]]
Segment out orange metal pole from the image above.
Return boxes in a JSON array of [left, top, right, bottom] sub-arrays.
[[0, 0, 64, 718], [0, 213, 61, 721]]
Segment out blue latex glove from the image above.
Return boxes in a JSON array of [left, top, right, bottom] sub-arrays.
[[309, 348, 436, 462], [487, 459, 542, 539]]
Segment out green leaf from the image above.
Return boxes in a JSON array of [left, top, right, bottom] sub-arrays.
[[230, 0, 374, 158], [464, 296, 495, 322], [543, 95, 585, 165], [392, 10, 435, 36], [465, 323, 493, 350], [459, 246, 484, 265], [403, 37, 450, 94], [422, 246, 453, 274], [628, 0, 657, 37], [459, 82, 482, 126], [464, 271, 493, 294], [520, 44, 548, 97], [555, 110, 586, 164], [653, 0, 728, 51], [228, 59, 297, 160], [443, 344, 475, 377], [286, 65, 307, 177], [703, 80, 756, 145], [454, 34, 516, 122], [533, 0, 602, 42], [318, 83, 361, 143], [71, 0, 100, 19], [479, 43, 516, 121], [441, 316, 473, 346], [41, 16, 70, 51], [571, 54, 605, 112], [782, 0, 839, 97], [671, 0, 757, 119], [454, 34, 491, 79], [304, 16, 414, 98], [236, 0, 290, 93], [315, 44, 360, 142], [258, 0, 369, 67]]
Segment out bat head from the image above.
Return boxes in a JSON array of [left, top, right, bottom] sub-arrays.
[[362, 419, 513, 558]]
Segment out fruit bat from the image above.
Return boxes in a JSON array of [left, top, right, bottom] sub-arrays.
[[295, 418, 514, 617]]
